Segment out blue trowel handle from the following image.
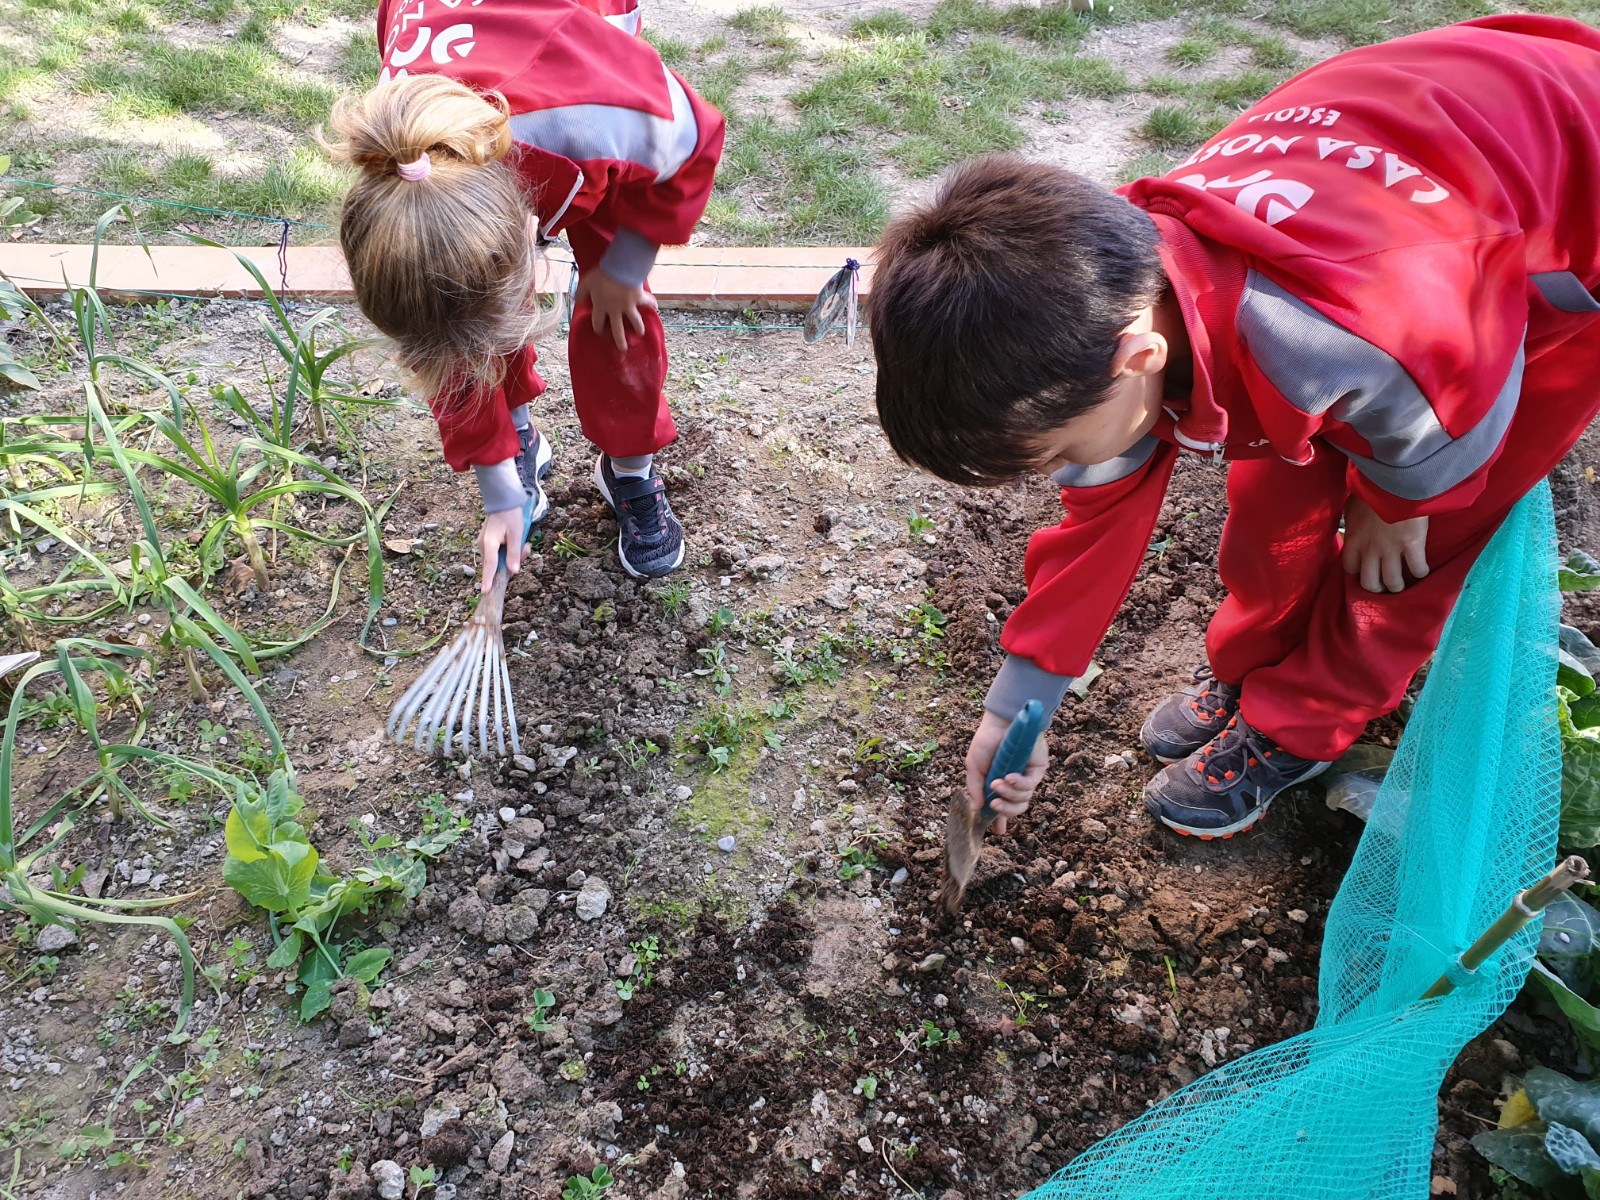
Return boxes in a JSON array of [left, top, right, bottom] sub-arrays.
[[984, 700, 1046, 811], [493, 492, 539, 575]]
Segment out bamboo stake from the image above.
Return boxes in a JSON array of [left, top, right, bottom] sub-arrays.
[[1421, 855, 1591, 999]]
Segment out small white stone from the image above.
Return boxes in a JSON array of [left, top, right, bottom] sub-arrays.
[[499, 807, 517, 824], [716, 836, 736, 853], [674, 785, 693, 802], [1288, 909, 1310, 924], [857, 1137, 874, 1153]]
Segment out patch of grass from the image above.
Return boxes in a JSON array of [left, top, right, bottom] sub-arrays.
[[686, 57, 748, 111], [728, 5, 795, 48], [80, 38, 336, 125], [718, 112, 889, 241], [1140, 103, 1212, 150], [644, 30, 694, 68], [1168, 35, 1219, 67], [1251, 35, 1299, 70], [1264, 0, 1490, 45], [795, 32, 1076, 178], [1119, 149, 1180, 184], [1054, 53, 1129, 98], [926, 0, 1093, 46], [339, 29, 379, 86], [850, 10, 915, 38]]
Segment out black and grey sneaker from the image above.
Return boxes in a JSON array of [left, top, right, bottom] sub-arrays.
[[592, 454, 686, 579], [1140, 664, 1242, 764], [1143, 716, 1332, 839], [515, 427, 554, 525]]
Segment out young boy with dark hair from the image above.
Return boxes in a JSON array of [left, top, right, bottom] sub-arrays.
[[870, 15, 1600, 840]]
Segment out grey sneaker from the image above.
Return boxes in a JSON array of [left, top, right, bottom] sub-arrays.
[[592, 454, 686, 579], [516, 428, 553, 525], [1140, 664, 1241, 763], [1143, 715, 1332, 839]]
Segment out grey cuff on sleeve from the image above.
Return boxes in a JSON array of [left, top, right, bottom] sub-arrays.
[[984, 654, 1073, 721], [598, 228, 660, 288], [473, 458, 524, 514]]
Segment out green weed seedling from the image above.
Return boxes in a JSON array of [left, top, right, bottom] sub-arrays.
[[838, 847, 880, 881], [552, 532, 589, 560], [913, 1019, 960, 1053], [615, 936, 663, 1001], [905, 508, 935, 540], [854, 1074, 879, 1100], [693, 642, 737, 695], [620, 738, 661, 771], [409, 1164, 437, 1195], [653, 579, 691, 615], [562, 1165, 615, 1200], [526, 987, 556, 1032], [223, 776, 466, 1020]]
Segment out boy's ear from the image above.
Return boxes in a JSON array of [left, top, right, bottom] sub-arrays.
[[1110, 330, 1168, 379]]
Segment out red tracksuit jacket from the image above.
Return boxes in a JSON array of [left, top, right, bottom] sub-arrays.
[[988, 15, 1600, 717], [375, 0, 725, 471]]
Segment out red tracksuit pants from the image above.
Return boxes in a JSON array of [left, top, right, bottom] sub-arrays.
[[523, 219, 676, 458], [1209, 327, 1600, 762]]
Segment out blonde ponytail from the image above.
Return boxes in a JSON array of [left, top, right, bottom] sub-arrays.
[[323, 76, 552, 399]]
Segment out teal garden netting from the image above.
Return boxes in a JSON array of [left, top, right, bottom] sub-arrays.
[[1026, 479, 1562, 1200]]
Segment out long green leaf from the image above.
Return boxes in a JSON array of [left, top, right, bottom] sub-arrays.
[[173, 614, 285, 767], [162, 577, 259, 675]]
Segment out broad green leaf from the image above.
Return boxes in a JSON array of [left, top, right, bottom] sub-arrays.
[[266, 932, 303, 970], [1548, 1122, 1600, 1175], [0, 355, 41, 391], [1566, 552, 1600, 592], [1531, 963, 1600, 1053], [1542, 894, 1600, 957], [1472, 1126, 1567, 1189], [1561, 650, 1597, 697], [1565, 625, 1600, 679], [223, 841, 318, 913], [264, 770, 304, 826], [1528, 1066, 1600, 1146], [224, 790, 273, 863], [1559, 693, 1600, 848], [301, 978, 333, 1021], [344, 947, 391, 984], [1574, 693, 1600, 731]]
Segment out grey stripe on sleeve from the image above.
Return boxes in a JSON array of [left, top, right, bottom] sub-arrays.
[[1533, 270, 1600, 313], [1049, 433, 1161, 489], [599, 228, 660, 287], [509, 64, 699, 185], [1238, 270, 1523, 502], [985, 654, 1073, 721], [473, 459, 525, 514]]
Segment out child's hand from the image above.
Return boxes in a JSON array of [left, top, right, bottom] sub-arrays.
[[478, 507, 530, 593], [576, 269, 659, 352], [1342, 495, 1429, 594], [964, 710, 1050, 836]]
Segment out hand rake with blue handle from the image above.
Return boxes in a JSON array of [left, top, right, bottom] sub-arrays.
[[386, 493, 537, 759], [941, 699, 1047, 914]]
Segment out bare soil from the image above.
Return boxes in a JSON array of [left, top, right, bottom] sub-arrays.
[[10, 296, 1592, 1199]]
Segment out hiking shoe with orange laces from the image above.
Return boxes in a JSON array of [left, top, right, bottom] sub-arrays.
[[1139, 664, 1242, 764], [1143, 715, 1332, 839]]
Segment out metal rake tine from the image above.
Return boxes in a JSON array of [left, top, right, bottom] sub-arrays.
[[477, 635, 501, 760], [388, 640, 460, 742], [499, 642, 520, 758], [490, 638, 508, 759], [444, 628, 489, 760], [415, 634, 473, 753]]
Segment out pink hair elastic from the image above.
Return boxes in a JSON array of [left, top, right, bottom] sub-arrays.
[[396, 152, 432, 181]]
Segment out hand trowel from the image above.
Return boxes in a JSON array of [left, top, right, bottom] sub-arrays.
[[941, 700, 1046, 915]]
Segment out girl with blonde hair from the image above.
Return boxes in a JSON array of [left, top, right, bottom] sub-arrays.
[[328, 0, 724, 584]]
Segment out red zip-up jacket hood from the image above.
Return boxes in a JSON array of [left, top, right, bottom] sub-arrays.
[[988, 15, 1600, 718]]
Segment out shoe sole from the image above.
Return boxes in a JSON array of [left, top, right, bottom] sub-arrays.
[[1152, 760, 1333, 841], [591, 454, 687, 580], [524, 434, 554, 526]]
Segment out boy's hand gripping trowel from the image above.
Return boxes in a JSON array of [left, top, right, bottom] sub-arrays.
[[941, 700, 1046, 915]]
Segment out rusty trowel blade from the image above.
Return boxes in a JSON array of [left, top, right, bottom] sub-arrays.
[[941, 789, 994, 914]]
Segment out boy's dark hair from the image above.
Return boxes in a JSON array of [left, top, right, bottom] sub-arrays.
[[870, 154, 1166, 486]]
